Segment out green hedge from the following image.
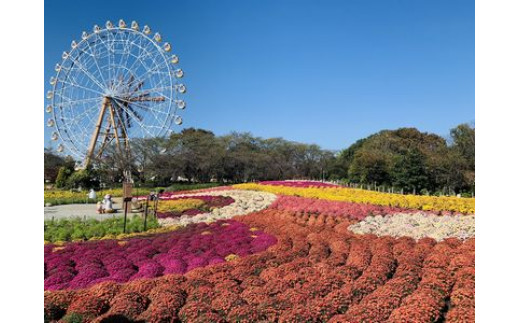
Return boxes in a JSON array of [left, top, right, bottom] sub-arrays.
[[44, 215, 160, 242]]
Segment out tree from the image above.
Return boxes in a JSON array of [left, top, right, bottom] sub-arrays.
[[54, 156, 76, 188], [450, 123, 475, 168], [44, 149, 66, 183], [392, 148, 429, 193], [348, 150, 391, 185], [450, 124, 475, 192], [334, 125, 474, 194]]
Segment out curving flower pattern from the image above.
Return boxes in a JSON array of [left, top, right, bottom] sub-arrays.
[[157, 190, 277, 227]]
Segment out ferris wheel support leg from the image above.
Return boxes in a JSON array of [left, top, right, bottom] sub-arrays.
[[95, 123, 112, 159], [109, 101, 133, 182], [85, 97, 109, 167], [108, 103, 132, 183], [108, 104, 123, 157]]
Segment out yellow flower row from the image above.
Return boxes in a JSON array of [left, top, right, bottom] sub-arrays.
[[233, 183, 475, 214], [44, 225, 179, 245], [157, 198, 205, 213], [44, 188, 124, 201]]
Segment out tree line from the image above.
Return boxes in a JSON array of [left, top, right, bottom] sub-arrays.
[[44, 123, 475, 195]]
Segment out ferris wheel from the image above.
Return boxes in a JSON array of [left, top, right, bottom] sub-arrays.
[[46, 19, 186, 167]]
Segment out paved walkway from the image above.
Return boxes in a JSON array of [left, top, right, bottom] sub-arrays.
[[44, 197, 139, 220]]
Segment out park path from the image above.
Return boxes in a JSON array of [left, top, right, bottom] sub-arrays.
[[44, 197, 127, 220]]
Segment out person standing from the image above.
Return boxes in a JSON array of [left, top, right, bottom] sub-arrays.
[[88, 189, 97, 200]]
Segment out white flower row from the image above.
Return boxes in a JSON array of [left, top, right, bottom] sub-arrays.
[[158, 190, 277, 227], [348, 212, 475, 241]]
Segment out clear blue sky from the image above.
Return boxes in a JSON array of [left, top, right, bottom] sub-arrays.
[[44, 0, 474, 150]]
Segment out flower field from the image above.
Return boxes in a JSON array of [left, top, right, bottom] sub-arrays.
[[44, 181, 474, 322], [45, 220, 276, 291], [234, 182, 475, 214]]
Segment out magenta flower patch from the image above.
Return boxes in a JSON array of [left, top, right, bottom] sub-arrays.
[[44, 220, 276, 291]]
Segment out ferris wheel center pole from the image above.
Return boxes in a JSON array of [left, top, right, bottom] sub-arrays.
[[84, 97, 110, 167]]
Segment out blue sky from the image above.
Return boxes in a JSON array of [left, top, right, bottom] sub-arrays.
[[44, 0, 474, 150]]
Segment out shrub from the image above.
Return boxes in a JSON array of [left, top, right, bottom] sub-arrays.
[[55, 166, 73, 189], [44, 216, 160, 243], [66, 168, 100, 190]]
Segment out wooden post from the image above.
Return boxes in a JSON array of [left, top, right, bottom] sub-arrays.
[[153, 195, 159, 218], [143, 196, 149, 231], [123, 199, 128, 233], [122, 196, 133, 233], [143, 195, 150, 218]]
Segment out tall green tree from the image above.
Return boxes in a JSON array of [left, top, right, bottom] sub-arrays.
[[392, 148, 429, 193]]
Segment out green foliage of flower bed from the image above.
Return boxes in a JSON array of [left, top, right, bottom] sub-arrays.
[[44, 215, 160, 243]]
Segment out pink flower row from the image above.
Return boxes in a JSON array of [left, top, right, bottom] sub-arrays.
[[259, 181, 340, 188], [269, 195, 413, 220]]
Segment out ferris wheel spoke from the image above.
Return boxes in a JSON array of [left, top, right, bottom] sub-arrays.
[[65, 55, 107, 91], [110, 99, 157, 137], [129, 85, 176, 98], [119, 41, 144, 81], [56, 90, 98, 106], [95, 31, 115, 86], [80, 38, 109, 87], [120, 35, 168, 83], [112, 97, 169, 129], [117, 33, 134, 78], [108, 30, 121, 89], [133, 56, 170, 83], [56, 80, 105, 98], [121, 43, 156, 82], [56, 96, 101, 106], [92, 33, 113, 81], [59, 103, 100, 120], [122, 102, 171, 132], [112, 96, 169, 116], [61, 101, 100, 124]]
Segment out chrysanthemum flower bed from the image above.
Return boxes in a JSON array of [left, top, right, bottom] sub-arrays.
[[349, 212, 475, 241], [156, 190, 277, 227], [258, 180, 340, 188], [156, 196, 235, 219], [235, 182, 475, 214], [43, 183, 474, 322], [44, 220, 276, 291], [44, 188, 124, 205], [270, 195, 415, 220], [44, 207, 474, 323]]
